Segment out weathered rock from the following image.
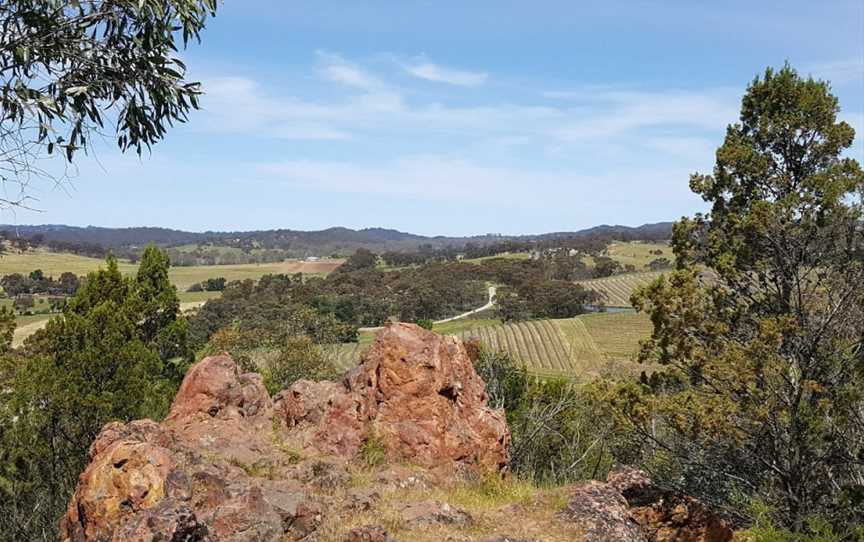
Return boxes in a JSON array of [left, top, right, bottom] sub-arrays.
[[60, 354, 315, 542], [607, 468, 732, 542], [559, 469, 733, 542], [347, 323, 510, 472], [345, 487, 381, 511], [275, 323, 510, 474], [400, 500, 474, 527], [559, 480, 647, 542]]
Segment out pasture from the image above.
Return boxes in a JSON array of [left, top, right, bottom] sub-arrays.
[[602, 241, 672, 270], [0, 249, 343, 291], [334, 312, 654, 379]]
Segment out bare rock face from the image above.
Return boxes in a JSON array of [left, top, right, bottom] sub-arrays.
[[560, 480, 647, 542], [607, 467, 733, 542], [60, 354, 318, 542], [559, 467, 733, 542], [61, 324, 508, 541], [274, 323, 511, 473]]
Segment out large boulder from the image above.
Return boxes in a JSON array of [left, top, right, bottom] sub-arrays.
[[60, 354, 317, 542], [274, 323, 510, 473], [559, 467, 733, 542], [607, 467, 733, 542]]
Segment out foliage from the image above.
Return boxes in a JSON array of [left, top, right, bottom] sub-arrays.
[[473, 348, 529, 412], [0, 0, 218, 208], [608, 65, 864, 529], [741, 500, 864, 542], [358, 430, 387, 468], [0, 246, 189, 540], [415, 318, 434, 330], [338, 248, 378, 272], [0, 306, 14, 352], [497, 280, 597, 321], [473, 347, 619, 485], [261, 335, 336, 395]]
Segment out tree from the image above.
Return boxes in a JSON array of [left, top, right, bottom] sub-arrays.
[[0, 305, 14, 352], [0, 0, 218, 208], [338, 248, 378, 272], [0, 248, 189, 539], [616, 65, 864, 530]]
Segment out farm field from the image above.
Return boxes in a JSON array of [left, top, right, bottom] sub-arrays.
[[334, 312, 654, 379], [603, 241, 672, 269], [576, 271, 664, 307], [0, 249, 344, 290]]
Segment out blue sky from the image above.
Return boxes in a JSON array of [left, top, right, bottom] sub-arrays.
[[10, 0, 864, 236]]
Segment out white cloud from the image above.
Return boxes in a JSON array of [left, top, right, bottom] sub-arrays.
[[316, 50, 385, 91], [804, 58, 864, 86], [402, 61, 488, 87], [193, 52, 741, 169], [252, 155, 705, 219]]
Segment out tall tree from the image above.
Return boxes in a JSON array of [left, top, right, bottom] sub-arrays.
[[0, 0, 218, 208], [617, 65, 864, 529], [0, 248, 189, 539]]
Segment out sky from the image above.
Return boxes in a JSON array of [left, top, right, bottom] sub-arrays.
[[7, 0, 864, 236]]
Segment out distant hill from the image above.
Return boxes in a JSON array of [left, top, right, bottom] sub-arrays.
[[0, 222, 673, 256]]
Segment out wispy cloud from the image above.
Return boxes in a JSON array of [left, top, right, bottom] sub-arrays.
[[316, 50, 385, 91], [804, 58, 864, 86], [402, 60, 488, 87]]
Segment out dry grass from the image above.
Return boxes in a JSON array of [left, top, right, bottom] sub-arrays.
[[312, 465, 583, 542]]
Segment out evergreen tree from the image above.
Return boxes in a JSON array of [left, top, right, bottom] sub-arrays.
[[612, 65, 864, 530], [0, 247, 189, 539]]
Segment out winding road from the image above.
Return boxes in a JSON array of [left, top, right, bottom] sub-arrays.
[[358, 285, 497, 333]]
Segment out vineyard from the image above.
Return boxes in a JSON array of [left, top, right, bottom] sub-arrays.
[[576, 271, 664, 307], [332, 312, 654, 379]]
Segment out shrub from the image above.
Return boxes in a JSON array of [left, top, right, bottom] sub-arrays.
[[415, 318, 434, 330], [261, 335, 336, 394]]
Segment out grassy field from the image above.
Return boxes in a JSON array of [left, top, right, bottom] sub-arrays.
[[0, 249, 343, 291], [576, 271, 664, 307], [334, 312, 654, 379], [602, 241, 672, 270]]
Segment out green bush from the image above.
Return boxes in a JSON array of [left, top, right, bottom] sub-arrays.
[[261, 335, 336, 394]]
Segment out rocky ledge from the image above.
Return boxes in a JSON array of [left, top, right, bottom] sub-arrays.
[[60, 323, 732, 542]]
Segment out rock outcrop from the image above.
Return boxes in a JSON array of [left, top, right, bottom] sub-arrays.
[[60, 324, 509, 541], [275, 322, 510, 473], [560, 467, 733, 542], [60, 323, 730, 542]]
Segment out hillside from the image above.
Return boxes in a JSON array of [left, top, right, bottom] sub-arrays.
[[1, 222, 673, 255]]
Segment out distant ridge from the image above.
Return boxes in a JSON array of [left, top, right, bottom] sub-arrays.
[[0, 222, 673, 254]]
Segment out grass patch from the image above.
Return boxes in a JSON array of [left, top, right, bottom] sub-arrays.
[[358, 432, 387, 469]]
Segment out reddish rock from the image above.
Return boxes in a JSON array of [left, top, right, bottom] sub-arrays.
[[60, 354, 315, 542], [559, 468, 733, 542], [274, 323, 510, 474], [347, 323, 510, 472], [61, 327, 510, 541], [607, 467, 732, 542]]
